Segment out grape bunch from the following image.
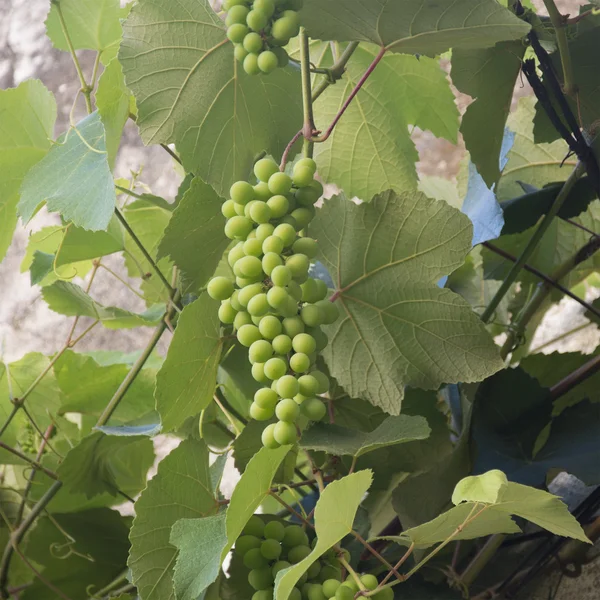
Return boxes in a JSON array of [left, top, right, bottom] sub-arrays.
[[223, 0, 303, 75], [207, 156, 338, 447]]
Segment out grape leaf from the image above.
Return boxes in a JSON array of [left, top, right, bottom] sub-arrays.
[[300, 414, 430, 457], [170, 513, 228, 600], [155, 294, 222, 432], [452, 470, 508, 505], [452, 41, 526, 187], [57, 432, 154, 498], [312, 45, 458, 201], [119, 0, 303, 196], [158, 177, 230, 293], [129, 439, 219, 600], [312, 191, 503, 413], [42, 281, 165, 329], [18, 112, 117, 231], [299, 0, 530, 55], [29, 251, 54, 285], [0, 80, 56, 261], [274, 471, 373, 600]]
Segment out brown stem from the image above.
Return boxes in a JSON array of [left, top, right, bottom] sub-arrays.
[[279, 129, 303, 171], [0, 443, 58, 481], [550, 354, 600, 400]]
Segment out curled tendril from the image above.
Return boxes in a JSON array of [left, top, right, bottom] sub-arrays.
[[49, 540, 94, 562]]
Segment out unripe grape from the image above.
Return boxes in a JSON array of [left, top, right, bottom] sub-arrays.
[[291, 207, 314, 229], [250, 201, 272, 224], [244, 547, 269, 569], [243, 32, 263, 53], [263, 235, 285, 255], [282, 316, 304, 338], [308, 327, 328, 352], [250, 401, 274, 421], [298, 374, 318, 396], [237, 324, 262, 347], [272, 334, 292, 355], [301, 304, 323, 327], [238, 282, 263, 307], [248, 293, 270, 316], [372, 588, 393, 600], [307, 561, 322, 580], [322, 579, 341, 598], [288, 545, 311, 564], [272, 46, 289, 67], [261, 423, 280, 448], [272, 16, 298, 42], [252, 590, 273, 600], [292, 333, 316, 354], [237, 255, 263, 278], [271, 265, 292, 286], [247, 9, 269, 31], [249, 339, 274, 363], [300, 279, 318, 303], [282, 525, 309, 548], [234, 201, 247, 216], [227, 23, 249, 43], [289, 588, 302, 600], [267, 286, 289, 309], [293, 237, 318, 259], [254, 158, 279, 182], [260, 538, 283, 560], [218, 300, 237, 324], [254, 0, 275, 17], [295, 186, 320, 207], [301, 398, 327, 421], [293, 393, 307, 405], [251, 314, 264, 326], [254, 181, 272, 201], [311, 370, 329, 393], [286, 254, 310, 280], [279, 296, 299, 318], [267, 194, 289, 218], [237, 275, 261, 288], [315, 299, 339, 324], [293, 166, 315, 188], [360, 575, 378, 591], [295, 157, 317, 173], [274, 420, 297, 445], [230, 290, 244, 312], [277, 375, 299, 398], [264, 357, 287, 380], [310, 179, 324, 197], [273, 223, 296, 247], [307, 583, 326, 600], [272, 560, 291, 577], [255, 222, 275, 241], [243, 237, 263, 257], [234, 44, 249, 62], [314, 279, 329, 301], [226, 5, 250, 25], [258, 315, 282, 339], [207, 276, 234, 301], [258, 50, 279, 74], [235, 534, 261, 556], [234, 311, 253, 332], [252, 362, 269, 383], [248, 566, 274, 590], [222, 199, 237, 218], [263, 252, 283, 276], [290, 352, 310, 373], [276, 397, 300, 421], [228, 243, 246, 267], [244, 52, 261, 75], [268, 172, 293, 195], [282, 214, 299, 231], [230, 180, 255, 205], [225, 215, 253, 239]]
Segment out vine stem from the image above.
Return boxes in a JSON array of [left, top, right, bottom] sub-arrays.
[[481, 161, 586, 323], [299, 27, 316, 159], [311, 42, 359, 103], [0, 443, 59, 481], [542, 0, 576, 95], [550, 353, 600, 400]]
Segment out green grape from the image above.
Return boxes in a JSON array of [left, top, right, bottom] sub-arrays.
[[234, 201, 247, 215], [307, 327, 328, 352], [288, 545, 312, 564], [249, 340, 274, 363], [231, 180, 255, 205], [343, 577, 358, 593], [294, 393, 307, 405], [237, 324, 262, 347], [293, 166, 315, 188], [247, 9, 269, 31], [272, 560, 291, 577], [227, 23, 249, 43], [230, 290, 244, 312], [243, 32, 264, 53], [252, 590, 274, 600], [224, 0, 246, 8], [282, 525, 309, 548], [295, 186, 320, 207], [322, 579, 341, 598], [207, 276, 233, 301], [277, 374, 299, 398], [313, 279, 328, 301], [271, 265, 292, 286], [295, 157, 317, 173], [310, 179, 324, 197], [252, 182, 270, 202], [226, 4, 250, 25], [279, 295, 299, 318], [372, 587, 393, 600], [360, 575, 378, 591], [268, 172, 293, 195], [297, 374, 318, 396], [287, 192, 298, 212], [289, 588, 302, 600], [264, 357, 287, 380], [272, 46, 289, 67], [301, 304, 323, 327], [261, 423, 281, 448], [290, 352, 310, 373], [225, 215, 253, 239], [244, 52, 261, 75], [250, 201, 272, 224], [335, 585, 354, 600], [282, 316, 304, 337], [267, 286, 289, 309], [234, 43, 249, 62], [314, 299, 338, 324], [237, 275, 261, 288], [307, 583, 326, 600], [301, 398, 327, 421], [238, 282, 263, 306], [222, 199, 237, 218], [272, 334, 292, 355], [235, 534, 262, 556], [248, 293, 270, 317], [237, 255, 263, 278], [273, 223, 297, 247], [254, 158, 280, 182], [287, 281, 303, 302], [293, 237, 318, 259], [218, 300, 237, 324], [307, 560, 321, 580], [250, 401, 274, 421], [244, 547, 269, 569], [261, 538, 283, 560], [282, 214, 299, 231], [271, 16, 297, 42], [311, 370, 329, 393], [252, 314, 265, 326], [228, 243, 246, 267], [258, 50, 279, 74], [256, 222, 275, 241], [291, 207, 315, 229], [286, 254, 310, 280], [248, 566, 274, 590], [263, 252, 283, 276], [276, 397, 299, 421], [263, 234, 285, 255], [254, 0, 275, 17], [274, 420, 297, 445], [252, 362, 269, 383], [292, 333, 316, 354], [243, 237, 264, 257], [300, 279, 319, 303], [264, 520, 285, 541], [258, 315, 282, 339], [267, 194, 289, 218]]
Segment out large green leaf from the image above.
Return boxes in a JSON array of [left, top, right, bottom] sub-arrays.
[[312, 192, 503, 413], [158, 177, 230, 292], [0, 80, 56, 261], [170, 513, 228, 600], [129, 439, 219, 600], [18, 112, 117, 231], [57, 432, 154, 498], [311, 45, 458, 201], [155, 294, 222, 432], [299, 0, 530, 55], [300, 414, 430, 457], [452, 41, 526, 187], [274, 471, 373, 600], [119, 0, 302, 195], [42, 281, 164, 329]]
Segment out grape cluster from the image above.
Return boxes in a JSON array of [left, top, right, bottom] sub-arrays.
[[223, 0, 302, 75], [207, 156, 338, 447]]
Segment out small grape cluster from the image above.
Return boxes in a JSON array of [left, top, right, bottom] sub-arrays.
[[223, 0, 303, 75], [207, 156, 338, 448]]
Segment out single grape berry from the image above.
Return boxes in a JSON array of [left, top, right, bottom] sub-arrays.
[[372, 587, 394, 600], [247, 9, 269, 31], [307, 583, 327, 600], [254, 0, 275, 17], [268, 172, 293, 195], [276, 397, 300, 422], [227, 23, 249, 43], [264, 357, 287, 380], [225, 215, 253, 240], [249, 340, 274, 363], [282, 525, 309, 548], [293, 165, 315, 188], [258, 50, 279, 74], [361, 574, 379, 591], [301, 304, 323, 327], [301, 398, 327, 421], [218, 300, 237, 324], [235, 534, 261, 556], [262, 234, 285, 255], [243, 52, 261, 75], [298, 374, 319, 396], [263, 252, 283, 275], [273, 420, 297, 445], [272, 560, 291, 578], [290, 352, 310, 373], [260, 538, 282, 560], [288, 544, 311, 564], [244, 547, 269, 570], [230, 180, 255, 205], [243, 32, 263, 53], [258, 315, 282, 339], [277, 375, 299, 398], [282, 316, 304, 338], [322, 579, 341, 598], [273, 223, 296, 247], [248, 566, 274, 591], [271, 265, 292, 286], [261, 423, 280, 449], [252, 362, 269, 383], [254, 158, 279, 182], [237, 324, 262, 347], [311, 370, 330, 394], [250, 401, 274, 421], [293, 237, 318, 259], [226, 5, 250, 26], [243, 237, 263, 257], [247, 293, 270, 317], [335, 585, 354, 600], [252, 590, 273, 600], [292, 333, 316, 354]]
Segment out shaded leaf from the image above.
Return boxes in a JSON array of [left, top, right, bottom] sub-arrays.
[[29, 251, 54, 285]]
